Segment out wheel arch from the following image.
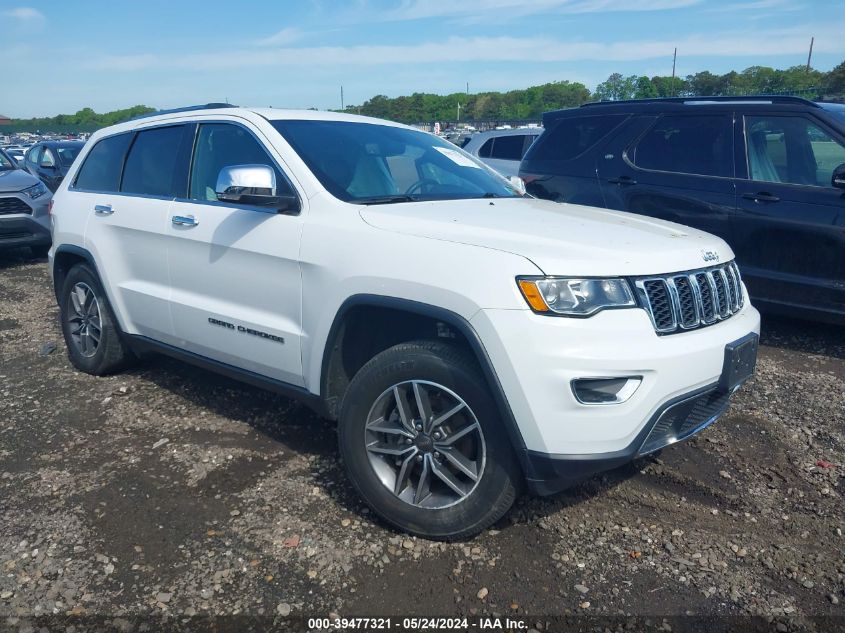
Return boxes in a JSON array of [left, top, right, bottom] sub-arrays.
[[319, 294, 528, 462]]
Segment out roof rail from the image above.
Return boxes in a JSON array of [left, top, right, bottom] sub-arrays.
[[130, 103, 238, 121], [580, 95, 818, 108]]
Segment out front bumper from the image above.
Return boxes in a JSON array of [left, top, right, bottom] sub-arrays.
[[0, 193, 51, 250], [523, 378, 740, 495], [470, 298, 760, 493]]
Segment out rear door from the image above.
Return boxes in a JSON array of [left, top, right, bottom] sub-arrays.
[[78, 124, 188, 343], [598, 111, 736, 246], [166, 120, 305, 386], [733, 110, 845, 318]]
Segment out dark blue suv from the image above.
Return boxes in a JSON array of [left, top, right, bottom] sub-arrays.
[[520, 96, 845, 325]]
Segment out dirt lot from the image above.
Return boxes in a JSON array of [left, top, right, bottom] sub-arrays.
[[1, 249, 844, 630]]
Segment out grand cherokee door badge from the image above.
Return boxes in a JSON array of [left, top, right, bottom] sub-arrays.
[[207, 317, 285, 344]]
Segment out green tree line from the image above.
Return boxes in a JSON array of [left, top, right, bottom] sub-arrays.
[[5, 105, 156, 133], [347, 60, 845, 123], [5, 60, 845, 132]]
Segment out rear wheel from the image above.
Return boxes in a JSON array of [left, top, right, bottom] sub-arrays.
[[339, 340, 519, 540], [60, 264, 135, 375]]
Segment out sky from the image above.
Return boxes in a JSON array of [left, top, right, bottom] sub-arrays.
[[2, 0, 844, 118]]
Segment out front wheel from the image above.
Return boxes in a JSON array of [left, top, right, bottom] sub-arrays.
[[338, 340, 519, 540]]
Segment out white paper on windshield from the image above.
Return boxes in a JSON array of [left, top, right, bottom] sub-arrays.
[[433, 146, 482, 168]]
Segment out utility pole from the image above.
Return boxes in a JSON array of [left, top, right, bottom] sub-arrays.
[[806, 37, 814, 71], [340, 85, 344, 111], [466, 82, 469, 95], [671, 47, 677, 96], [457, 102, 461, 123]]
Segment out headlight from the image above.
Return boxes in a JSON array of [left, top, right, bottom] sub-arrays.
[[517, 277, 635, 316], [21, 182, 48, 200]]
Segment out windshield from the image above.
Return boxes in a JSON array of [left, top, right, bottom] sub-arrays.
[[56, 145, 82, 166], [0, 151, 15, 170], [272, 120, 521, 203]]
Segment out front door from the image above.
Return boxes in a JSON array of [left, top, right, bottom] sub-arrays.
[[166, 121, 304, 386], [733, 112, 845, 318]]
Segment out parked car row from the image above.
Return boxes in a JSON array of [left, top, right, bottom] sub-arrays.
[[519, 96, 845, 326], [0, 148, 53, 257]]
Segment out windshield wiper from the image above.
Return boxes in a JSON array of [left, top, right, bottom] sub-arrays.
[[481, 192, 501, 198], [354, 195, 417, 205]]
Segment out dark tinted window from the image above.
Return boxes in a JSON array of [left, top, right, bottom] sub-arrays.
[[478, 139, 494, 158], [632, 115, 732, 177], [56, 145, 82, 166], [490, 135, 526, 160], [528, 115, 624, 161], [121, 126, 185, 197], [189, 123, 293, 201], [74, 133, 132, 192], [745, 115, 845, 187]]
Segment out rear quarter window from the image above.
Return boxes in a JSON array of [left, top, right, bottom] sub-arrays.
[[526, 115, 626, 162], [73, 133, 133, 192]]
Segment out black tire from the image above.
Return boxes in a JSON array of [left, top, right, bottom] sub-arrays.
[[339, 340, 519, 540], [59, 263, 135, 375]]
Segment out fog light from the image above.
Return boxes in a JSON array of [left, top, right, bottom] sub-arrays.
[[572, 376, 642, 405]]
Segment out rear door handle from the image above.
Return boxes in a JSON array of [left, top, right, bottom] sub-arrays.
[[171, 215, 199, 227], [742, 192, 780, 203], [94, 204, 114, 215], [607, 176, 637, 186]]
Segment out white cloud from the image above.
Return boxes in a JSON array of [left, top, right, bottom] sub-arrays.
[[3, 6, 44, 21], [255, 27, 303, 46], [382, 0, 701, 22], [87, 23, 845, 72]]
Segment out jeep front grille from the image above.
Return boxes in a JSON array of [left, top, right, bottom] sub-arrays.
[[634, 262, 744, 334], [0, 196, 32, 216]]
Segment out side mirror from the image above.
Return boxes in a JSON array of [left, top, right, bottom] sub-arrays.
[[215, 164, 299, 213], [832, 163, 845, 189], [508, 175, 527, 195]]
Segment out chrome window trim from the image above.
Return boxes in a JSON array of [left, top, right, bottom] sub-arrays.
[[68, 118, 303, 215]]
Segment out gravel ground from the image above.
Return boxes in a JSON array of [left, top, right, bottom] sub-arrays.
[[1, 248, 844, 630]]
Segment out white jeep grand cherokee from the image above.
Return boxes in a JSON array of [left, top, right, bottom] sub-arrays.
[[49, 105, 760, 539]]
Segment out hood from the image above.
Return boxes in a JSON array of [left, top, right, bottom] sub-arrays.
[[359, 197, 734, 277], [0, 169, 40, 194]]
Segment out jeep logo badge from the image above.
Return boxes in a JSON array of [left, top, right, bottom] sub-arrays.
[[701, 250, 719, 263]]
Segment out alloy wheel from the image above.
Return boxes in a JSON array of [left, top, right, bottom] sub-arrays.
[[66, 282, 102, 358], [364, 380, 486, 509]]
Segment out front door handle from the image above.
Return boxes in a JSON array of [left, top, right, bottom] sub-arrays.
[[742, 192, 780, 203], [94, 204, 114, 215], [608, 176, 637, 186], [171, 215, 199, 227]]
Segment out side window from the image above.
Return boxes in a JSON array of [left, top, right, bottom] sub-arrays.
[[121, 126, 185, 197], [523, 134, 540, 157], [40, 149, 56, 168], [73, 133, 133, 192], [478, 139, 494, 158], [189, 123, 293, 202], [490, 135, 526, 161], [745, 115, 845, 187], [632, 115, 732, 177], [27, 146, 42, 165], [528, 115, 625, 162]]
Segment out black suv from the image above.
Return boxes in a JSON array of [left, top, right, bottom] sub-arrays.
[[521, 96, 845, 325]]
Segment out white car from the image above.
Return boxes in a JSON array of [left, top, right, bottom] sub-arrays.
[[49, 105, 760, 539], [462, 128, 543, 177]]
